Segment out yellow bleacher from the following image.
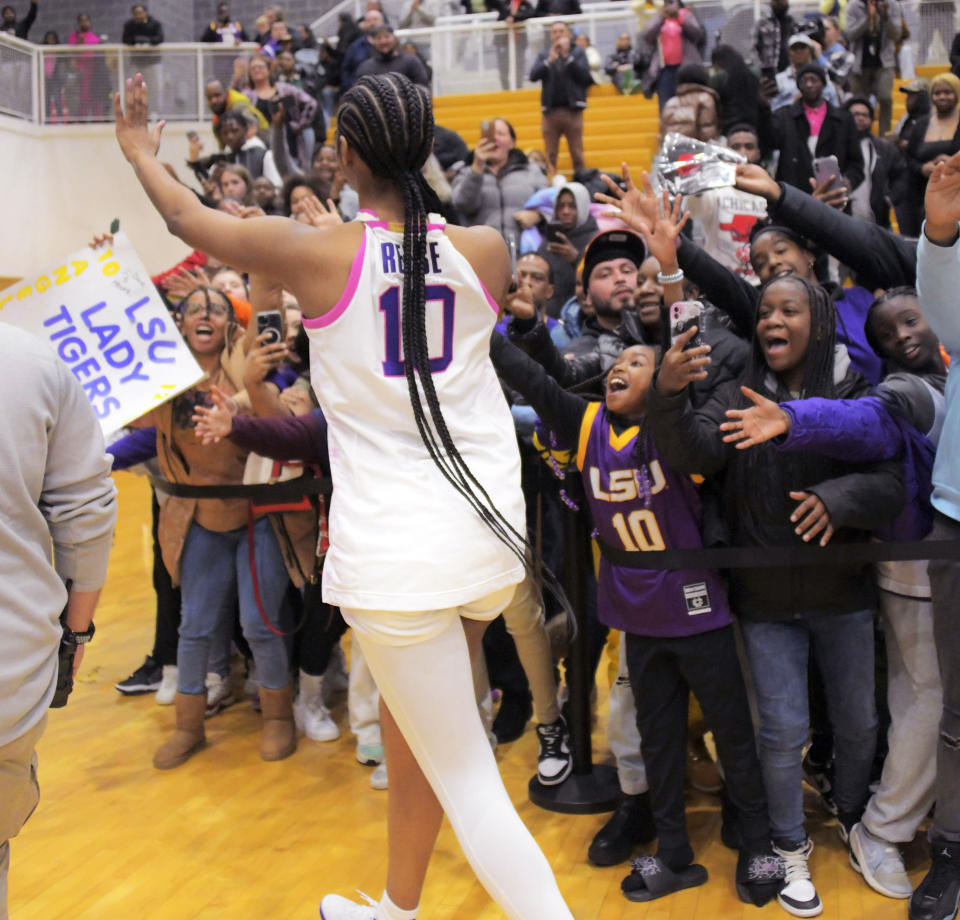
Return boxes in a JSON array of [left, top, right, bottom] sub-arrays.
[[432, 63, 951, 176]]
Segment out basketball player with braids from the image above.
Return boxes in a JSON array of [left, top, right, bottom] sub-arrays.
[[115, 72, 573, 920]]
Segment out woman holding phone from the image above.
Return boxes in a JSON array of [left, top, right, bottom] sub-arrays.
[[450, 116, 547, 247], [243, 52, 318, 171]]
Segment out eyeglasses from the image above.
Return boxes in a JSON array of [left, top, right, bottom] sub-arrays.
[[182, 301, 230, 318]]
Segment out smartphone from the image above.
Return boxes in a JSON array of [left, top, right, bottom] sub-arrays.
[[545, 221, 565, 243], [670, 300, 704, 349], [256, 310, 284, 345], [280, 94, 297, 115], [812, 155, 840, 189], [480, 120, 495, 144]]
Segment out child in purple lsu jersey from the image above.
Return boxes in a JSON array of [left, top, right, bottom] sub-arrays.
[[491, 330, 785, 907]]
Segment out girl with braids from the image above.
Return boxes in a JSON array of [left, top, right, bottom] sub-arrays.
[[647, 273, 904, 919], [115, 72, 572, 920], [720, 286, 946, 904], [491, 327, 786, 907]]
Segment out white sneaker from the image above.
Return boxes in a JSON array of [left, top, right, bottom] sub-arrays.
[[370, 761, 388, 790], [849, 822, 913, 899], [155, 665, 178, 705], [356, 743, 384, 766], [322, 643, 349, 707], [294, 671, 340, 742], [205, 672, 235, 718], [773, 837, 823, 917], [319, 891, 377, 920]]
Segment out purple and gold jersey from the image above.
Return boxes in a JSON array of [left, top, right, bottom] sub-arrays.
[[576, 402, 732, 637]]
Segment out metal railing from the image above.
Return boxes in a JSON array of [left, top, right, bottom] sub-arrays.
[[1, 0, 957, 125], [1, 34, 259, 125]]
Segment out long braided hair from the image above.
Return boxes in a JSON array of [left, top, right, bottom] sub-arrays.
[[727, 274, 840, 538], [335, 74, 549, 580]]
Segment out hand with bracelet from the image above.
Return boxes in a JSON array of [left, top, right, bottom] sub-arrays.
[[595, 163, 690, 299]]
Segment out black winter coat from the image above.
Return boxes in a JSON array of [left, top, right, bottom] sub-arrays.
[[647, 368, 904, 620], [762, 182, 916, 290], [769, 99, 864, 193], [529, 47, 593, 112]]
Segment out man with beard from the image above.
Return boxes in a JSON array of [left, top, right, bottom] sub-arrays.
[[510, 229, 648, 395], [355, 24, 430, 87], [845, 96, 905, 228]]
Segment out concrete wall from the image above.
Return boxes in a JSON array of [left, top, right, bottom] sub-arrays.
[[27, 1, 342, 46], [0, 114, 216, 278]]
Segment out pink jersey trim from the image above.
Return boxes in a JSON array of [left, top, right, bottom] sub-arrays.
[[479, 280, 501, 315], [302, 230, 368, 329]]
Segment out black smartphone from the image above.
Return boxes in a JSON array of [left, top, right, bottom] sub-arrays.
[[280, 94, 297, 115], [545, 221, 565, 243], [256, 310, 284, 345]]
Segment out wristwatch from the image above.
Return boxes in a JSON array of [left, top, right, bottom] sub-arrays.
[[62, 622, 96, 645]]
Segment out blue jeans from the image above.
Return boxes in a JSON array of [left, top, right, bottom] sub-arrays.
[[740, 609, 878, 843], [177, 518, 292, 696]]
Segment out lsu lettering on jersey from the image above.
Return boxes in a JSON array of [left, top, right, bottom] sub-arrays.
[[303, 211, 525, 610], [576, 402, 732, 637]]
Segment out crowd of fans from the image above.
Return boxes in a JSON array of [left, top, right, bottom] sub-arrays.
[[6, 0, 960, 917]]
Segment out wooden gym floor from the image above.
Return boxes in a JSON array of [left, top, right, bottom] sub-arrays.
[[8, 473, 933, 919]]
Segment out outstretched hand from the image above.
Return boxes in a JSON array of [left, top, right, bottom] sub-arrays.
[[925, 149, 960, 243], [719, 385, 791, 448], [595, 162, 659, 232], [595, 164, 689, 267], [161, 265, 209, 300], [192, 385, 237, 445], [114, 73, 165, 163], [735, 163, 780, 202]]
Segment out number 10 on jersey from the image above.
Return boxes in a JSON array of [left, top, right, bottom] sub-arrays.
[[380, 284, 455, 376]]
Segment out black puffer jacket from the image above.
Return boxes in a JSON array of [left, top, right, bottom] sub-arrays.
[[647, 362, 905, 620]]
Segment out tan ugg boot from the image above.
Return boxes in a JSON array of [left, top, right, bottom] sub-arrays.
[[259, 685, 297, 761], [153, 691, 207, 769]]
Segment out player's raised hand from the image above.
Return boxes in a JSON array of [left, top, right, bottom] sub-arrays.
[[115, 73, 165, 162]]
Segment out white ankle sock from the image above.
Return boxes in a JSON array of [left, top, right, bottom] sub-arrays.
[[377, 891, 418, 920]]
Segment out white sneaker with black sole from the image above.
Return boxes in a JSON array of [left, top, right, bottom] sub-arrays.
[[536, 716, 573, 786], [319, 892, 377, 920], [773, 837, 822, 917]]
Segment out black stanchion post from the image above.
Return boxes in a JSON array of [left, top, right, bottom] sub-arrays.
[[529, 506, 619, 814]]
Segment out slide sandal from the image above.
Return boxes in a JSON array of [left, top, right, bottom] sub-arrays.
[[622, 855, 709, 902]]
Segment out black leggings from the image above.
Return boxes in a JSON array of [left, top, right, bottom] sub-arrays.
[[294, 580, 349, 677]]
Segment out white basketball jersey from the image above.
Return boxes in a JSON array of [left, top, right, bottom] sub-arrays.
[[303, 211, 526, 611]]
